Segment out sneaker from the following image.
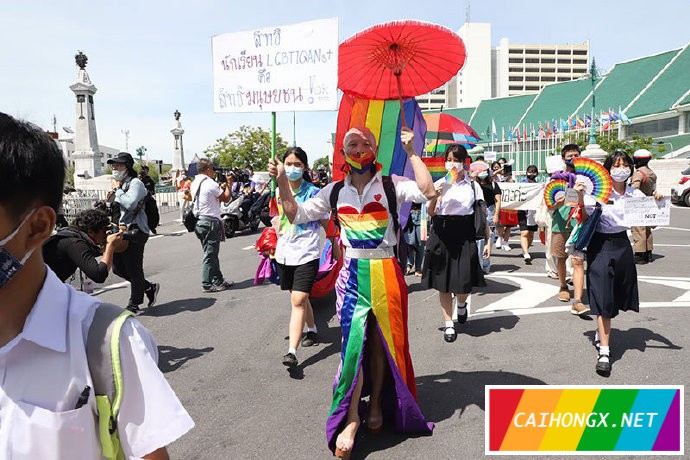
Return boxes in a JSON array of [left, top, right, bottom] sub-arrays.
[[523, 253, 532, 264], [557, 285, 570, 302], [202, 284, 227, 293], [301, 331, 318, 347], [494, 237, 503, 250], [282, 352, 298, 367], [145, 283, 160, 307], [219, 279, 235, 289], [570, 301, 591, 316], [125, 304, 142, 316], [501, 243, 511, 251]]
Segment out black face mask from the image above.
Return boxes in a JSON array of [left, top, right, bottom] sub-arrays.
[[526, 174, 537, 181]]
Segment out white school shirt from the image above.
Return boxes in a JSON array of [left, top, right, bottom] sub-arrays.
[[0, 268, 194, 459], [433, 176, 482, 216], [274, 180, 323, 266], [190, 175, 222, 219], [293, 172, 427, 249], [589, 185, 645, 234]]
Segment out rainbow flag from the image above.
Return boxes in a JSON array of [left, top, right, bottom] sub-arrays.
[[487, 385, 682, 454], [445, 167, 459, 184], [421, 156, 446, 181], [333, 94, 426, 181]]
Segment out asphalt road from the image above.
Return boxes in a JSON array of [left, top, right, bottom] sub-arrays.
[[94, 205, 690, 459]]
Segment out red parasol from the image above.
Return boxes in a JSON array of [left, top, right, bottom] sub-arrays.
[[423, 112, 481, 141], [338, 21, 466, 127]]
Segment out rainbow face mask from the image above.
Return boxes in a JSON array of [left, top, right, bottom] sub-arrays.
[[345, 152, 377, 174]]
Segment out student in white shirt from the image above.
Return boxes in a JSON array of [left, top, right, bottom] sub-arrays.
[[0, 112, 194, 459], [275, 147, 339, 368], [582, 151, 664, 377], [421, 144, 490, 343]]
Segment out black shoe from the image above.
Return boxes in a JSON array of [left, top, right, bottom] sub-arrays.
[[595, 354, 611, 377], [282, 353, 298, 367], [443, 326, 457, 343], [634, 253, 648, 265], [301, 331, 318, 347], [646, 251, 653, 263], [145, 283, 160, 307], [456, 306, 468, 324], [125, 304, 142, 316]]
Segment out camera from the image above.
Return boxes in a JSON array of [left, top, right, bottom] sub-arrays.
[[106, 223, 121, 235], [121, 225, 140, 241]]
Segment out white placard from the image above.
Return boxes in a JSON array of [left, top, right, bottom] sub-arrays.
[[483, 151, 497, 162], [212, 18, 338, 113], [623, 197, 670, 226], [498, 182, 545, 210], [545, 155, 565, 173]]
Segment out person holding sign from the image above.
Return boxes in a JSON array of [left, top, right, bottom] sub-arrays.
[[630, 149, 658, 264], [583, 151, 664, 376], [268, 126, 435, 459], [547, 145, 588, 316], [422, 144, 488, 343]]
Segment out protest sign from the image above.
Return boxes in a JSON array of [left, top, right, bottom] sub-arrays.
[[212, 18, 338, 112], [545, 155, 565, 173], [498, 183, 544, 210], [623, 197, 670, 226]]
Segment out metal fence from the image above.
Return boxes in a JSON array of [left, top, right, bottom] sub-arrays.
[[62, 191, 180, 224]]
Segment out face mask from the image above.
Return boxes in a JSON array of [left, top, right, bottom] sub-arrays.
[[610, 167, 631, 183], [345, 152, 376, 174], [526, 174, 537, 181], [284, 166, 303, 182], [478, 171, 489, 180], [113, 169, 127, 181], [0, 209, 36, 290], [445, 161, 462, 172]]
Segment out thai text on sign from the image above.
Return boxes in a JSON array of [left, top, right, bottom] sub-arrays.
[[623, 197, 670, 226], [212, 18, 338, 113], [498, 183, 544, 211]]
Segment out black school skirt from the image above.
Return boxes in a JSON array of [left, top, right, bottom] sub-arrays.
[[421, 214, 486, 294], [586, 231, 639, 318]]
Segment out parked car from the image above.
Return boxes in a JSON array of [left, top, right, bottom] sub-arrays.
[[670, 166, 690, 206]]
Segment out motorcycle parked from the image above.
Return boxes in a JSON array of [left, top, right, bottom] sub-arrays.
[[220, 191, 261, 238]]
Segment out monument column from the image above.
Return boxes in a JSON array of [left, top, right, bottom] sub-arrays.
[[69, 51, 102, 184], [171, 109, 186, 172]]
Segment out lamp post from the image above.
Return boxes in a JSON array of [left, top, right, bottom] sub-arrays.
[[582, 58, 607, 162]]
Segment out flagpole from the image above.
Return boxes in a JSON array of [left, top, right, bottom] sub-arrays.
[[431, 106, 443, 158]]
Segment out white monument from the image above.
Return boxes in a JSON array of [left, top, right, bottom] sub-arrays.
[[171, 109, 186, 172], [70, 51, 103, 185]]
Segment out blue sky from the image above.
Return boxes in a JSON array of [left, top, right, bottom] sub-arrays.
[[2, 0, 688, 166]]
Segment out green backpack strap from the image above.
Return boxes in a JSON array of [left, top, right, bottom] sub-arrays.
[[86, 302, 134, 460]]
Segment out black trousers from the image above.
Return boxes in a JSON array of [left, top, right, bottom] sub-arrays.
[[113, 230, 152, 306]]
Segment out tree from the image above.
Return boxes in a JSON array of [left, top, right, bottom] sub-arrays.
[[135, 146, 147, 162], [559, 130, 656, 157], [312, 155, 331, 172], [203, 125, 289, 170]]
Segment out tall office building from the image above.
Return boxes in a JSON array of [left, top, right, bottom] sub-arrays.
[[415, 23, 590, 110]]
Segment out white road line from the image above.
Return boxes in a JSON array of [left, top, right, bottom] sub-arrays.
[[92, 281, 130, 295], [652, 244, 690, 247], [242, 245, 255, 250], [653, 226, 690, 232]]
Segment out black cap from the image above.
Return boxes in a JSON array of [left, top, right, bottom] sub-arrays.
[[107, 152, 134, 166]]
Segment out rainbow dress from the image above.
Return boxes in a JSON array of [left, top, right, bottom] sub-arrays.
[[326, 199, 434, 452]]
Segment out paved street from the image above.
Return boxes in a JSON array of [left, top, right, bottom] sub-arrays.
[[95, 205, 690, 459]]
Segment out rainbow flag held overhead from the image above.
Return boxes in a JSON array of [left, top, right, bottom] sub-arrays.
[[333, 94, 427, 230], [486, 385, 682, 455]]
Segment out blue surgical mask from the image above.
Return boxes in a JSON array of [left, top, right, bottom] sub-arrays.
[[284, 166, 304, 182], [0, 209, 36, 290]]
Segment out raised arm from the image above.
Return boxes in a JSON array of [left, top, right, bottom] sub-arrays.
[[400, 128, 435, 200], [268, 157, 298, 222]]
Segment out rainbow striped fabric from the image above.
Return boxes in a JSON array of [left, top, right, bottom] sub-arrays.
[[333, 94, 426, 181], [326, 257, 433, 452], [487, 386, 682, 454], [421, 156, 446, 181], [337, 202, 389, 248]]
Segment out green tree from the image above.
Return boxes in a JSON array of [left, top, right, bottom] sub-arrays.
[[559, 130, 656, 157], [203, 125, 289, 169], [135, 146, 147, 162], [312, 156, 331, 172]]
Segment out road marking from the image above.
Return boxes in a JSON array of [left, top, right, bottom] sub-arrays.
[[93, 281, 130, 295], [652, 243, 690, 247], [473, 275, 557, 312], [653, 226, 690, 232], [242, 245, 255, 250]]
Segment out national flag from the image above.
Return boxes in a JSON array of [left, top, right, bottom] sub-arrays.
[[491, 118, 497, 141], [546, 122, 553, 137], [609, 109, 619, 121], [602, 121, 611, 131], [619, 110, 631, 125], [584, 115, 591, 127], [576, 116, 585, 128], [502, 127, 506, 142], [530, 125, 536, 138], [523, 125, 527, 140], [600, 111, 610, 123], [507, 126, 514, 141], [537, 124, 545, 139], [562, 119, 570, 131]]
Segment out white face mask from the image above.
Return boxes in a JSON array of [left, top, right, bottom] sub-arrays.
[[445, 161, 462, 172], [610, 167, 631, 183], [112, 169, 127, 181], [0, 209, 37, 289]]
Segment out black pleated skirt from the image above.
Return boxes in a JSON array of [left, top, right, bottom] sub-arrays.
[[421, 214, 486, 294], [586, 231, 639, 318]]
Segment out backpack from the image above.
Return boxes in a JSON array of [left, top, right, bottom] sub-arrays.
[[86, 303, 134, 460], [143, 193, 159, 231], [329, 176, 402, 265]]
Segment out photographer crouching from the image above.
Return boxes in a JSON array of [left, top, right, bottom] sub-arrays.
[[108, 152, 160, 314], [43, 209, 124, 285]]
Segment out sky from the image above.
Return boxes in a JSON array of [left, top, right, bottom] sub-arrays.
[[2, 0, 688, 167]]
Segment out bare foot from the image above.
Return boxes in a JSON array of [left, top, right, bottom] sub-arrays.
[[335, 420, 359, 459]]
